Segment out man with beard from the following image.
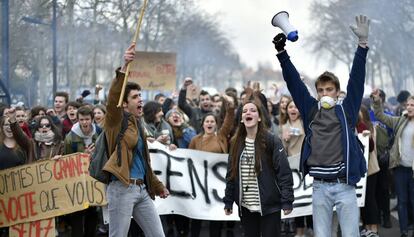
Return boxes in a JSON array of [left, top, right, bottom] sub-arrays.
[[178, 77, 213, 133], [102, 43, 169, 237], [63, 106, 98, 236]]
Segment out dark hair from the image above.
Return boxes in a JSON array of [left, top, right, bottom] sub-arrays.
[[123, 82, 141, 103], [240, 91, 246, 100], [199, 90, 210, 100], [65, 101, 81, 111], [279, 95, 292, 125], [35, 116, 63, 142], [286, 100, 301, 121], [30, 106, 47, 120], [0, 116, 9, 143], [55, 92, 69, 103], [315, 71, 340, 91], [229, 99, 267, 180], [397, 90, 411, 103], [225, 87, 238, 98], [359, 105, 373, 133], [77, 106, 94, 119], [154, 93, 165, 102], [14, 106, 25, 112], [200, 112, 218, 134], [143, 101, 162, 124], [378, 89, 386, 102]]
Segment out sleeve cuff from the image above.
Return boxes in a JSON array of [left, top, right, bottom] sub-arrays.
[[276, 50, 290, 63]]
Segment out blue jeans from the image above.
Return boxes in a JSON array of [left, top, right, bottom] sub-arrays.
[[393, 166, 414, 234], [107, 180, 165, 237], [312, 180, 360, 237]]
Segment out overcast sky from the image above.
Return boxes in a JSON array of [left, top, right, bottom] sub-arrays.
[[197, 0, 352, 89]]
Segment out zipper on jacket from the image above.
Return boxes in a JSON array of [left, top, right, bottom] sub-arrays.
[[238, 151, 243, 217], [303, 120, 314, 173], [256, 176, 263, 216], [339, 105, 350, 185]]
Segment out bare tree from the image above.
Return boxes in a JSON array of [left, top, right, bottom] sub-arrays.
[[307, 0, 414, 96]]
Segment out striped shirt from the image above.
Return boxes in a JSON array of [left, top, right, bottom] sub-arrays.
[[309, 162, 346, 179], [241, 138, 260, 212]]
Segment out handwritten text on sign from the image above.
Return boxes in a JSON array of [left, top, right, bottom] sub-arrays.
[[9, 218, 55, 237], [0, 153, 107, 227], [149, 136, 368, 220], [128, 51, 177, 91]]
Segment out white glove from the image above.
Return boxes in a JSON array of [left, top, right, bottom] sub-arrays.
[[350, 15, 370, 44]]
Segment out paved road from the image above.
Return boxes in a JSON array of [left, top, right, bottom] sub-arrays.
[[58, 210, 406, 236]]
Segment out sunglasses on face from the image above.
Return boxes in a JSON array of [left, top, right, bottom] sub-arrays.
[[40, 124, 51, 128]]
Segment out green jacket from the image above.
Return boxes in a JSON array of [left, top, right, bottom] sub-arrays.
[[373, 100, 409, 169], [64, 131, 98, 154]]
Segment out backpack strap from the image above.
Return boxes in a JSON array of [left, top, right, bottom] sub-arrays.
[[115, 112, 130, 167]]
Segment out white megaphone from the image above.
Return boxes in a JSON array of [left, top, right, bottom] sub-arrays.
[[271, 11, 298, 42]]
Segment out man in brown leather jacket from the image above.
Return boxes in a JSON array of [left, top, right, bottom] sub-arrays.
[[103, 43, 169, 237]]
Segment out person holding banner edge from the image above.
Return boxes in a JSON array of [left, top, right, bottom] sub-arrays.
[[273, 15, 370, 237], [103, 43, 169, 237], [223, 97, 294, 237]]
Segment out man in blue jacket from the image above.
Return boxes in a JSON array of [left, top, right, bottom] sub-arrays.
[[273, 15, 370, 237]]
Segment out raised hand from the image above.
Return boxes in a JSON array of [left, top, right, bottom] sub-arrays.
[[273, 33, 287, 52], [182, 77, 193, 90], [122, 43, 136, 71], [350, 15, 370, 45], [370, 88, 381, 103], [4, 107, 16, 123]]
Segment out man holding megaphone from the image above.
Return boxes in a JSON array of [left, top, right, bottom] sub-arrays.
[[273, 15, 370, 237]]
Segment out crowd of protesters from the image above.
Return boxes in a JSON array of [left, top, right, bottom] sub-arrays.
[[0, 14, 414, 237]]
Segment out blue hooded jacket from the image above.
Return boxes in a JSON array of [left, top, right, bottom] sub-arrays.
[[276, 46, 368, 186]]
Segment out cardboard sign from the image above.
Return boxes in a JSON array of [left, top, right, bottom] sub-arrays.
[[9, 218, 55, 237], [149, 135, 368, 220], [0, 153, 107, 227], [128, 51, 176, 91]]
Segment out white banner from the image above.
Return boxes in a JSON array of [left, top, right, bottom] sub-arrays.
[[149, 135, 369, 220], [149, 141, 238, 221]]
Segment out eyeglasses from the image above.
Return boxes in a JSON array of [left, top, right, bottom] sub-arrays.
[[40, 124, 51, 128]]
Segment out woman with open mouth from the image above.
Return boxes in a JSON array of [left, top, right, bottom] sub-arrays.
[[142, 101, 175, 149], [0, 108, 35, 237], [93, 104, 107, 128], [188, 94, 235, 237], [33, 115, 64, 160], [223, 98, 294, 237]]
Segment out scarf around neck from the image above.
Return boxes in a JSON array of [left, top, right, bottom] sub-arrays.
[[34, 130, 55, 144]]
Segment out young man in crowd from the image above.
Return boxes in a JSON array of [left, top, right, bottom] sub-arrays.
[[54, 91, 69, 120], [102, 43, 169, 237], [178, 77, 213, 133], [64, 106, 99, 236], [62, 101, 82, 137], [273, 15, 370, 237]]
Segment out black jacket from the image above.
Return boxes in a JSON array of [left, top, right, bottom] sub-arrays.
[[223, 132, 294, 216], [178, 89, 210, 133]]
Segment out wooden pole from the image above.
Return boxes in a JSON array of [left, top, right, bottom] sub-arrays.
[[117, 0, 148, 107]]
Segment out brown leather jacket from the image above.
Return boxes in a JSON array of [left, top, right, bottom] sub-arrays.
[[102, 69, 165, 199]]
